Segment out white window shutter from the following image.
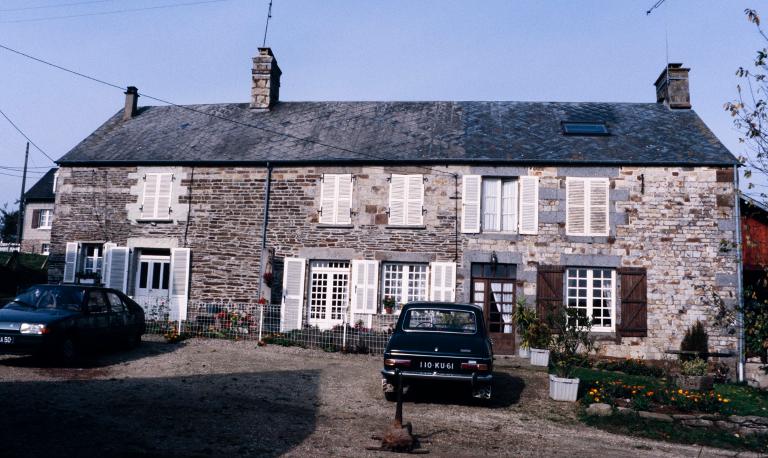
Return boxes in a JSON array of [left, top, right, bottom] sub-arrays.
[[461, 175, 482, 233], [141, 174, 158, 219], [102, 242, 117, 286], [566, 178, 586, 236], [105, 247, 130, 293], [429, 261, 456, 302], [389, 175, 407, 226], [63, 242, 79, 283], [336, 174, 353, 225], [518, 176, 539, 234], [169, 248, 191, 321], [281, 257, 306, 332], [589, 179, 610, 235], [406, 174, 424, 226], [319, 175, 338, 224], [351, 260, 379, 314], [156, 174, 173, 219]]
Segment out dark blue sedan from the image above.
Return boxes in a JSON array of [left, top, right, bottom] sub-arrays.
[[0, 285, 145, 361]]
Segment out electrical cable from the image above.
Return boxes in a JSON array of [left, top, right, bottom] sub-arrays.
[[0, 42, 457, 177], [0, 0, 230, 24], [0, 107, 56, 163], [0, 0, 119, 13]]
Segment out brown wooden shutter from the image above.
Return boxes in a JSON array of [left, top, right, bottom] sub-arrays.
[[536, 265, 564, 322], [31, 209, 40, 229], [618, 268, 647, 337]]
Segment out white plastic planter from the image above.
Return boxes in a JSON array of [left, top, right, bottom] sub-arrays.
[[518, 346, 531, 358], [529, 348, 550, 367], [549, 374, 580, 402]]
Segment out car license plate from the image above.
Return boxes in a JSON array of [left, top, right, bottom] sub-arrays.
[[418, 360, 455, 371], [0, 336, 14, 344]]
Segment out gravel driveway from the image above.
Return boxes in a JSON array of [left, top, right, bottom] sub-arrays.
[[0, 337, 754, 457]]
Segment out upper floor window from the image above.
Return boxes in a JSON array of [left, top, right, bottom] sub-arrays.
[[38, 209, 53, 229], [565, 177, 609, 236], [462, 175, 538, 234], [388, 174, 424, 226], [140, 173, 173, 220], [319, 174, 352, 225]]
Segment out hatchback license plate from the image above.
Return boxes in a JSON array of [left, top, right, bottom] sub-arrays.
[[418, 360, 455, 371], [0, 336, 14, 344]]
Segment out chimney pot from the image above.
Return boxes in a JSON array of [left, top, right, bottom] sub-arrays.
[[251, 47, 281, 110], [654, 63, 691, 109], [123, 86, 139, 120]]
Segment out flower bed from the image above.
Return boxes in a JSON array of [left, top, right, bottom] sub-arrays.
[[584, 379, 732, 415]]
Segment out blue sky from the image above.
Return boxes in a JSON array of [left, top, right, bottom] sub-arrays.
[[0, 0, 765, 207]]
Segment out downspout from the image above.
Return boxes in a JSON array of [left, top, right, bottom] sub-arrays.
[[257, 163, 273, 300], [734, 164, 745, 383], [453, 174, 459, 263]]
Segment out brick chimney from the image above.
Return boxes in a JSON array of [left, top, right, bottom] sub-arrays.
[[654, 63, 691, 109], [123, 86, 139, 120], [251, 47, 281, 110]]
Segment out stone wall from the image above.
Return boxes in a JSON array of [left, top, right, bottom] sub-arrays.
[[50, 164, 739, 359]]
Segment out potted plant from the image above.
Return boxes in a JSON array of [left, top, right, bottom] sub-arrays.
[[548, 308, 594, 402], [512, 301, 537, 358], [527, 320, 552, 367], [383, 296, 396, 314]]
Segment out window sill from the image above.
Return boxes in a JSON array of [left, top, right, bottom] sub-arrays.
[[38, 227, 52, 230], [136, 218, 174, 224], [476, 232, 520, 241], [317, 224, 354, 229], [385, 225, 426, 230], [565, 235, 611, 243]]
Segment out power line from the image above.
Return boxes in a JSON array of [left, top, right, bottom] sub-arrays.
[[0, 0, 230, 24], [0, 107, 56, 163], [0, 42, 457, 177], [0, 165, 52, 170], [0, 0, 118, 13]]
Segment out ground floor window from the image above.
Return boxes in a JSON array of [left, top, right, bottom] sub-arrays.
[[381, 263, 428, 310], [41, 243, 50, 255], [308, 261, 350, 328], [566, 268, 615, 332]]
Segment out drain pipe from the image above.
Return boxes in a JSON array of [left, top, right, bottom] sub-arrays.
[[734, 164, 745, 383], [257, 163, 273, 301]]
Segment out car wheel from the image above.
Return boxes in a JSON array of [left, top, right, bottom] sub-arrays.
[[60, 337, 79, 363], [126, 333, 142, 349], [384, 391, 398, 402], [472, 384, 492, 401]]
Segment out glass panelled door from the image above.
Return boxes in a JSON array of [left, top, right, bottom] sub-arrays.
[[471, 263, 517, 354], [308, 261, 350, 329], [135, 255, 171, 300]]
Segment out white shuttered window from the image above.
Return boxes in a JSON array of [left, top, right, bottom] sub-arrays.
[[388, 174, 424, 226], [140, 173, 173, 220], [566, 177, 610, 236], [281, 258, 307, 332], [351, 260, 379, 314], [463, 175, 538, 234], [429, 261, 457, 302], [319, 174, 352, 225]]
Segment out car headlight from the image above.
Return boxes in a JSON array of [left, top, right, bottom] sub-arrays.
[[20, 323, 47, 335]]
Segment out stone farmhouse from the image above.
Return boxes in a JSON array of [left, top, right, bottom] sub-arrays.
[[49, 49, 740, 358], [20, 167, 58, 255]]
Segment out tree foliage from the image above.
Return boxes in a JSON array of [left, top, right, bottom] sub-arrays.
[[0, 204, 19, 243]]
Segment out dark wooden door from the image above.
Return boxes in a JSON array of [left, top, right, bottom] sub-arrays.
[[471, 278, 516, 354]]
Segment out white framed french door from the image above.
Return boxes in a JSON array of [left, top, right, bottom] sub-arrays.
[[308, 261, 350, 329], [135, 254, 171, 300]]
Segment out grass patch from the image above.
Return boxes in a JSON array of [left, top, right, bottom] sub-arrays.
[[715, 384, 768, 417], [582, 412, 768, 453]]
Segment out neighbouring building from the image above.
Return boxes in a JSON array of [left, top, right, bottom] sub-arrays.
[[741, 194, 768, 301], [48, 50, 740, 360], [20, 168, 58, 255]]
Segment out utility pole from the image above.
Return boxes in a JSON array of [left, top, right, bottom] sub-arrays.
[[16, 142, 29, 247]]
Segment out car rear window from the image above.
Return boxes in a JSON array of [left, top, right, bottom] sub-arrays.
[[403, 308, 477, 333]]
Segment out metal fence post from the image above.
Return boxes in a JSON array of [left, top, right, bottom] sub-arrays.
[[258, 304, 264, 341]]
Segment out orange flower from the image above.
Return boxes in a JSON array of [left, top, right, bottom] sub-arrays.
[[646, 391, 654, 396]]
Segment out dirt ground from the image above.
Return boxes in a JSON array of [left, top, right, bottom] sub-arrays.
[[0, 337, 756, 457]]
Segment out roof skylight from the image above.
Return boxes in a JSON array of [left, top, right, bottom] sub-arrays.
[[561, 121, 609, 136]]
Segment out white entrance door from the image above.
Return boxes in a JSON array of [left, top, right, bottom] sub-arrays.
[[135, 255, 171, 302], [308, 261, 350, 329]]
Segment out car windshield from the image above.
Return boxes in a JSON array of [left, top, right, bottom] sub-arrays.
[[403, 308, 477, 333], [10, 286, 85, 312]]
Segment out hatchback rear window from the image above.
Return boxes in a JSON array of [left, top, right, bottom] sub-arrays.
[[403, 308, 477, 333]]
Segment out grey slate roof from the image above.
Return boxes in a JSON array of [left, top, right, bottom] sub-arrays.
[[23, 168, 57, 202], [57, 101, 737, 166]]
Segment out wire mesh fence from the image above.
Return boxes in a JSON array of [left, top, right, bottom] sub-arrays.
[[135, 298, 395, 355]]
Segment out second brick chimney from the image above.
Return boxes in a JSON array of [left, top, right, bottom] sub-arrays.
[[251, 47, 281, 110], [654, 63, 691, 109]]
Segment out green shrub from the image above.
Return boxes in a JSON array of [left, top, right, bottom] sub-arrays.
[[680, 358, 708, 376], [512, 301, 537, 349], [680, 320, 709, 362]]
